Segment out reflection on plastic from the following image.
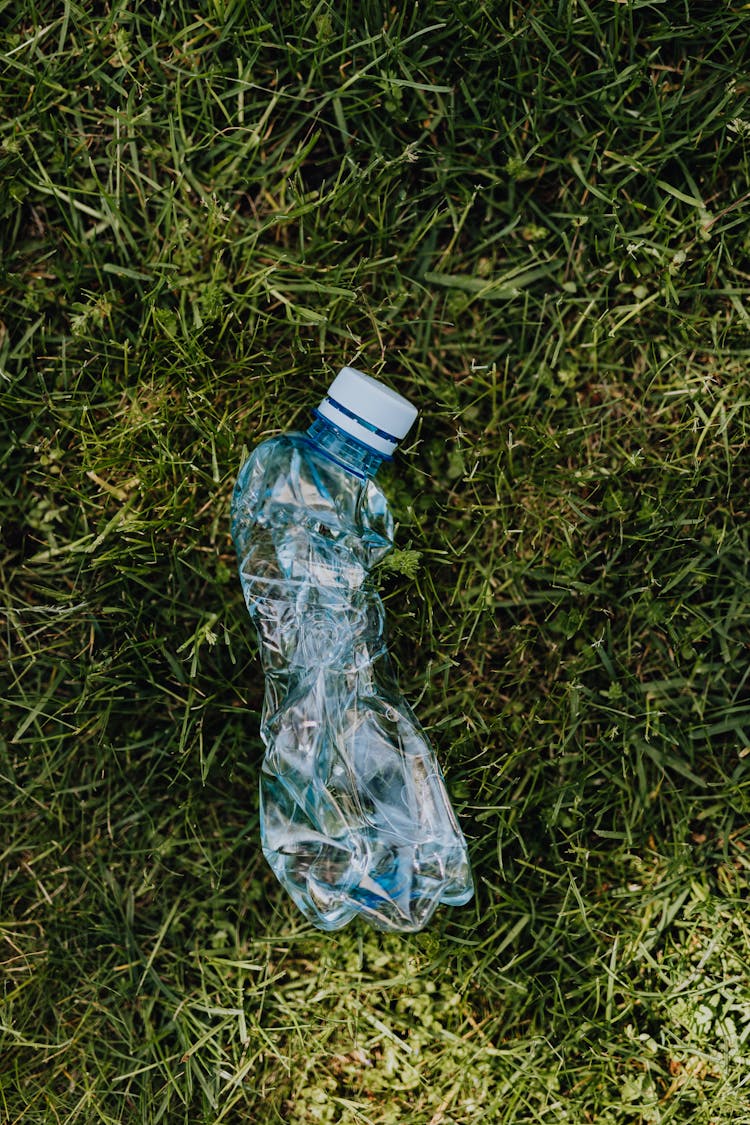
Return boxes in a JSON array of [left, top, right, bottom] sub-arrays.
[[231, 432, 473, 932]]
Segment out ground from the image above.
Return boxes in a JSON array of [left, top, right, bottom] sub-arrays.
[[2, 3, 750, 1123]]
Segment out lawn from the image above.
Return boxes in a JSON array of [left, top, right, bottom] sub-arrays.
[[3, 2, 750, 1122]]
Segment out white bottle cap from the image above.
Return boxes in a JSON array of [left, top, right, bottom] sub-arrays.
[[316, 366, 418, 456]]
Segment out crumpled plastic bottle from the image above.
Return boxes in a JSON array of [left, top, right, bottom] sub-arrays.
[[230, 366, 473, 931]]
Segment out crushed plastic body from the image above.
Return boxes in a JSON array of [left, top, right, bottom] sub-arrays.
[[231, 426, 473, 932]]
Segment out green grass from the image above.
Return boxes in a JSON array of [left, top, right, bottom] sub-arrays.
[[3, 1, 750, 1121]]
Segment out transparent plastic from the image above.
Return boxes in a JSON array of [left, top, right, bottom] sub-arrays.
[[230, 417, 473, 932]]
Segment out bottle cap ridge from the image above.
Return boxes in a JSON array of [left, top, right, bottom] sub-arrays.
[[317, 366, 418, 456]]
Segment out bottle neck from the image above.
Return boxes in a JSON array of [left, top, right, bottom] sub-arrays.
[[306, 413, 389, 480]]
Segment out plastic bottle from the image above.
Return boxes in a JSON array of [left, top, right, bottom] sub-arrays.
[[230, 366, 473, 932]]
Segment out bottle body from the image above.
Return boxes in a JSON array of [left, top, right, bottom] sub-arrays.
[[231, 422, 473, 932]]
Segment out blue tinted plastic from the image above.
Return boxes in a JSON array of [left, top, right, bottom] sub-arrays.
[[230, 420, 473, 932]]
